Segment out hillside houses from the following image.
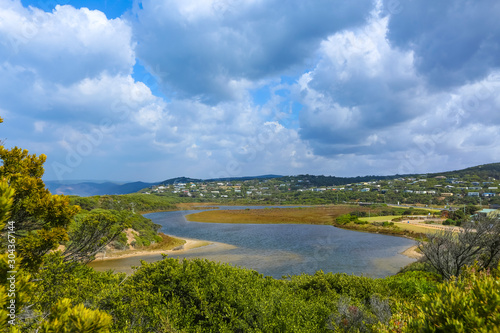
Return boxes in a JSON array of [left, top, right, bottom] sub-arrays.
[[142, 173, 500, 204]]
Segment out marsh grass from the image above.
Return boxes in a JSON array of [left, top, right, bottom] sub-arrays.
[[185, 205, 365, 224], [185, 205, 442, 241]]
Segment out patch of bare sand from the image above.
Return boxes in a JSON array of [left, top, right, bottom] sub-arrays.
[[124, 228, 139, 245], [401, 245, 423, 259]]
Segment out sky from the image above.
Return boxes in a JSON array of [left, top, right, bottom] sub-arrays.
[[1, 0, 500, 182]]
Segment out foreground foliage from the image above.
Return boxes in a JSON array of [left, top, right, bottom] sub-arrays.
[[408, 265, 500, 332], [4, 254, 441, 332], [0, 144, 79, 270], [6, 252, 499, 333]]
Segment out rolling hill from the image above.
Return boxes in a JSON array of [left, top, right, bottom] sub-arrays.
[[45, 163, 500, 196]]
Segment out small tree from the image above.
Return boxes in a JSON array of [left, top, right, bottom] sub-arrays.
[[0, 132, 80, 270], [419, 216, 500, 280]]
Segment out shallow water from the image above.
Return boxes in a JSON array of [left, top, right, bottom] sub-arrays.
[[89, 206, 416, 278]]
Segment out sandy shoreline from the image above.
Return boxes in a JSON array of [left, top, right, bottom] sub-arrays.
[[400, 245, 423, 259], [91, 237, 213, 261]]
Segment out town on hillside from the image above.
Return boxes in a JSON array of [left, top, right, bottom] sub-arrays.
[[143, 171, 500, 209]]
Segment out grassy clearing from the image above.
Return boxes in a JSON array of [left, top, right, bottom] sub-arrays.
[[359, 217, 442, 234], [331, 221, 426, 239], [394, 222, 442, 234], [386, 204, 441, 212]]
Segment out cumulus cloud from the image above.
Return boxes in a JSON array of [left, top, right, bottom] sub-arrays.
[[297, 14, 421, 154], [295, 6, 500, 175], [2, 0, 500, 181], [0, 2, 144, 122], [0, 3, 134, 84], [0, 1, 170, 179], [131, 0, 373, 103], [384, 0, 500, 88]]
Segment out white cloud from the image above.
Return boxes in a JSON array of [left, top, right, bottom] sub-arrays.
[[2, 0, 500, 181], [131, 0, 373, 103], [0, 2, 143, 125], [0, 3, 134, 84], [295, 7, 500, 175], [0, 1, 172, 180]]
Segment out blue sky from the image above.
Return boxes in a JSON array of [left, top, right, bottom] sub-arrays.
[[2, 0, 500, 182]]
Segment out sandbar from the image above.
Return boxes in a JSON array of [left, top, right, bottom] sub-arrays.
[[92, 237, 213, 261]]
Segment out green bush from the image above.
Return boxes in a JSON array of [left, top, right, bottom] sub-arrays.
[[442, 218, 456, 225], [21, 253, 445, 333], [408, 265, 500, 332], [132, 236, 151, 248], [373, 221, 395, 227], [349, 211, 368, 217], [336, 214, 359, 225], [385, 271, 440, 300], [111, 232, 129, 250], [125, 258, 333, 332], [70, 193, 181, 213]]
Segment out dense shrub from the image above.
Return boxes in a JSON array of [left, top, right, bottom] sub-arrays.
[[111, 232, 129, 250], [349, 211, 369, 218], [18, 252, 473, 333], [442, 218, 456, 225], [336, 214, 360, 225], [408, 265, 500, 332], [70, 193, 181, 213]]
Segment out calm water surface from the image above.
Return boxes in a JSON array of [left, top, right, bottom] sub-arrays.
[[89, 206, 416, 278]]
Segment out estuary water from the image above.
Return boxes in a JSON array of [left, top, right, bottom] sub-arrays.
[[89, 206, 417, 278]]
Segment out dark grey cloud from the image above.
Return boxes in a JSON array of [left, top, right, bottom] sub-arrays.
[[385, 0, 500, 88], [131, 0, 373, 103], [295, 9, 500, 167]]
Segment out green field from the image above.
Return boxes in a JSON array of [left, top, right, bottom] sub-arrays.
[[394, 222, 440, 234]]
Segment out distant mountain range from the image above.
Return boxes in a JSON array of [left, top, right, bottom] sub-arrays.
[[45, 181, 156, 197], [45, 163, 500, 197], [45, 175, 283, 196]]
